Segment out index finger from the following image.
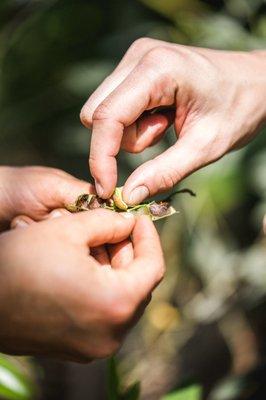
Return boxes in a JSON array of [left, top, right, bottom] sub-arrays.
[[89, 65, 156, 199]]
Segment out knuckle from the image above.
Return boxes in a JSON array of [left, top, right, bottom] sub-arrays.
[[92, 102, 112, 122], [131, 145, 144, 154], [89, 154, 106, 179], [124, 142, 145, 154], [158, 168, 180, 191], [129, 37, 152, 52], [140, 47, 178, 101], [80, 106, 92, 128], [144, 46, 175, 64], [171, 45, 197, 64]]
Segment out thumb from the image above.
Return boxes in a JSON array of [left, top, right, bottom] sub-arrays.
[[52, 176, 95, 207], [123, 119, 223, 205], [57, 209, 136, 248]]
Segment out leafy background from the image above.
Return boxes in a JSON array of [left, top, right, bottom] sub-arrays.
[[0, 0, 266, 399]]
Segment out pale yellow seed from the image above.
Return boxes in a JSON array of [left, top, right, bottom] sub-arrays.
[[112, 187, 128, 211]]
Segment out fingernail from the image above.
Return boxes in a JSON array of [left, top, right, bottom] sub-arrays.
[[120, 212, 134, 219], [95, 180, 104, 198], [14, 219, 29, 228], [127, 186, 149, 205], [50, 210, 64, 219]]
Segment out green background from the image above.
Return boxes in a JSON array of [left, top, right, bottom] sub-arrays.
[[0, 1, 266, 399]]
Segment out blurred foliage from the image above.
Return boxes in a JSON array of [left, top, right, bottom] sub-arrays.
[[107, 357, 140, 400], [0, 0, 266, 399], [0, 355, 36, 400], [162, 384, 202, 400]]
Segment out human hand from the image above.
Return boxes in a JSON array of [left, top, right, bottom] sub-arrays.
[[81, 38, 266, 205], [0, 209, 164, 361], [0, 166, 93, 230]]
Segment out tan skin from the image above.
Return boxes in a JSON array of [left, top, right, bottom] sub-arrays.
[[2, 40, 265, 361], [0, 166, 164, 361], [0, 209, 164, 362], [0, 166, 95, 231], [80, 39, 266, 205]]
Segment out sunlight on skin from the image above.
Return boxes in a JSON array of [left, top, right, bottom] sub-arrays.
[[81, 39, 266, 206]]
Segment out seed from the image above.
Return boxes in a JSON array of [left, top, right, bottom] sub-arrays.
[[112, 187, 128, 211]]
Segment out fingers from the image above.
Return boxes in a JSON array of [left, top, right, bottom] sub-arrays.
[[122, 117, 224, 205], [121, 110, 175, 153], [91, 246, 110, 267], [88, 63, 177, 198], [11, 215, 35, 229], [80, 38, 162, 128], [11, 208, 70, 229], [108, 239, 134, 269], [122, 143, 187, 204], [52, 176, 95, 208], [88, 66, 153, 198], [58, 209, 136, 248], [125, 216, 165, 296], [46, 208, 71, 219], [80, 68, 134, 129]]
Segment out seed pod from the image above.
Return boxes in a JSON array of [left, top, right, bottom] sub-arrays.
[[128, 205, 150, 217], [66, 186, 194, 221], [66, 194, 94, 212], [127, 202, 177, 221], [149, 201, 170, 217], [112, 187, 128, 211], [149, 205, 177, 221]]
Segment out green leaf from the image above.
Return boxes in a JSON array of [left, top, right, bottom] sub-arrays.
[[107, 358, 140, 400], [0, 355, 35, 400], [107, 357, 120, 400], [140, 0, 205, 20], [122, 382, 140, 400], [162, 384, 202, 400]]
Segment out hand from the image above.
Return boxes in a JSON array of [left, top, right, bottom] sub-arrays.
[[0, 166, 93, 230], [0, 209, 164, 361], [81, 38, 266, 205]]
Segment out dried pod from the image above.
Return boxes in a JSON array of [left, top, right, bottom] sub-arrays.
[[149, 205, 177, 221], [112, 187, 128, 211], [66, 186, 194, 221], [66, 194, 94, 212], [128, 205, 150, 217], [88, 196, 105, 209], [149, 201, 170, 217], [127, 202, 177, 221]]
